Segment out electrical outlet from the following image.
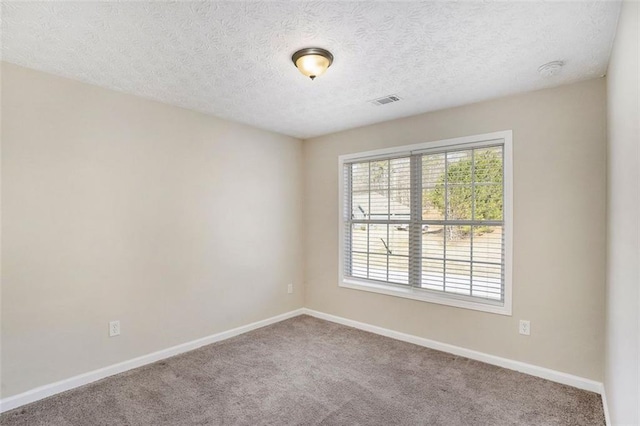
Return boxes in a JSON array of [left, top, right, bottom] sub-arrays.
[[519, 320, 531, 336], [287, 283, 293, 294], [109, 320, 120, 337]]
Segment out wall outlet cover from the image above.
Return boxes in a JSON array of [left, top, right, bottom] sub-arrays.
[[109, 320, 121, 337]]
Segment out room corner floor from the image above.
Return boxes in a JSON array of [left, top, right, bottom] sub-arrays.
[[0, 315, 605, 425]]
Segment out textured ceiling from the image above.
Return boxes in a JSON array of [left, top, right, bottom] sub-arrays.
[[1, 1, 621, 139]]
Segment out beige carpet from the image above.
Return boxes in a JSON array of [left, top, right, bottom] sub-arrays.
[[1, 315, 604, 425]]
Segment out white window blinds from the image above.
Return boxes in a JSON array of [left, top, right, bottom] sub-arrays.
[[342, 139, 507, 307]]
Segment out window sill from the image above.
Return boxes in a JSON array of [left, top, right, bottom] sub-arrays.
[[340, 278, 512, 316]]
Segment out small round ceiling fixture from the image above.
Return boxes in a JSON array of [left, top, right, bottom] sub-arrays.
[[292, 47, 334, 80], [538, 60, 564, 77]]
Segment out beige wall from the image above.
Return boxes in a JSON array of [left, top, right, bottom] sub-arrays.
[[303, 78, 607, 381], [0, 60, 613, 400], [0, 63, 304, 398], [605, 2, 640, 424]]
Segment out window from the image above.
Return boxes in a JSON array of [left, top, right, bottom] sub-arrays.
[[339, 131, 512, 315]]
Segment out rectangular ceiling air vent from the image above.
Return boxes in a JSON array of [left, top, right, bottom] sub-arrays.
[[370, 95, 401, 106]]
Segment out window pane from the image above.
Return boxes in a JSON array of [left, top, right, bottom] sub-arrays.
[[472, 226, 503, 264], [351, 223, 368, 253], [369, 225, 390, 255], [472, 263, 502, 300], [474, 146, 503, 184], [474, 184, 502, 220], [347, 222, 410, 285], [446, 150, 472, 183], [369, 190, 389, 220], [390, 189, 410, 219], [388, 256, 409, 285], [422, 259, 444, 291], [422, 188, 444, 221], [445, 261, 471, 296], [351, 162, 370, 191], [388, 226, 409, 257], [422, 153, 445, 220], [389, 157, 411, 222], [445, 150, 472, 220], [369, 160, 388, 218], [368, 254, 387, 281], [445, 225, 471, 262], [446, 184, 472, 220], [369, 160, 389, 191], [422, 226, 444, 259], [471, 226, 502, 300], [390, 157, 411, 188], [473, 146, 503, 221], [351, 252, 368, 279], [352, 191, 369, 219]]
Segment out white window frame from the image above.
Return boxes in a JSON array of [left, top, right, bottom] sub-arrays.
[[338, 130, 513, 316]]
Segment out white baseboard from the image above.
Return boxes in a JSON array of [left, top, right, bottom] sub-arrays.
[[302, 308, 605, 395], [0, 308, 305, 414]]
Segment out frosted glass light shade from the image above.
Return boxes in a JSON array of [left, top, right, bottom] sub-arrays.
[[292, 48, 334, 80]]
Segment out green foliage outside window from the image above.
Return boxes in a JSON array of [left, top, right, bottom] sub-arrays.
[[426, 150, 502, 238]]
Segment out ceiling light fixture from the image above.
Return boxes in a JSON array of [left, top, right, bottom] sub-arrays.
[[292, 47, 334, 80]]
